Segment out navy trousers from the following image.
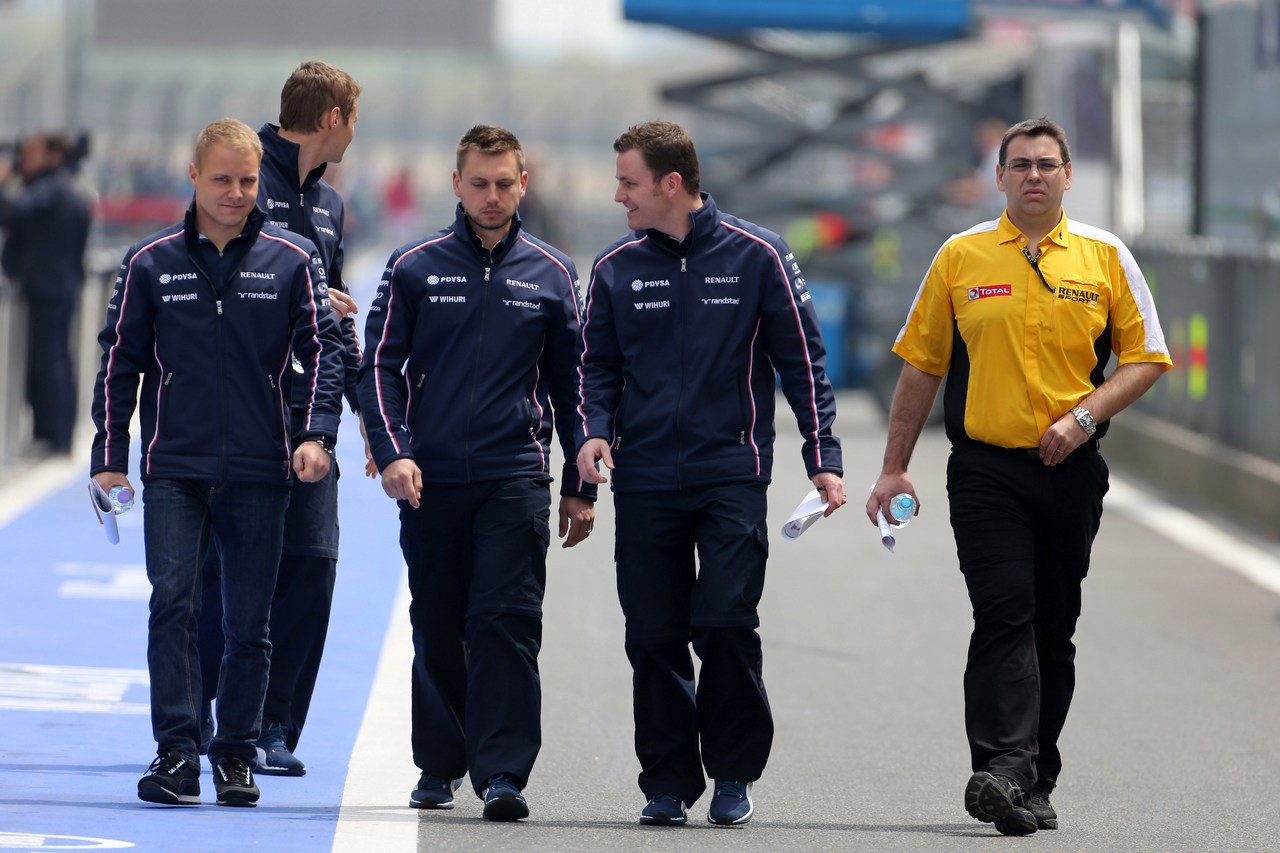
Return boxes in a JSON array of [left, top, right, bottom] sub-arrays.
[[613, 483, 773, 807], [398, 477, 551, 796]]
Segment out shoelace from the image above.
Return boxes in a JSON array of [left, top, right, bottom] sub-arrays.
[[715, 781, 747, 798], [218, 759, 252, 785], [149, 753, 190, 774]]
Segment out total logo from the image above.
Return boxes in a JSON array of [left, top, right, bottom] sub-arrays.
[[427, 275, 468, 285], [968, 285, 1012, 300], [158, 272, 198, 285]]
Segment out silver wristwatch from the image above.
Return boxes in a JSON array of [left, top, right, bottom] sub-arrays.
[[1071, 406, 1097, 437]]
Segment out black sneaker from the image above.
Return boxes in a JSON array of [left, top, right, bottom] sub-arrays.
[[138, 751, 200, 805], [1028, 790, 1058, 829], [639, 793, 688, 826], [255, 724, 306, 777], [964, 771, 1037, 836], [482, 774, 529, 822], [213, 755, 259, 807], [707, 780, 753, 826], [410, 773, 464, 809]]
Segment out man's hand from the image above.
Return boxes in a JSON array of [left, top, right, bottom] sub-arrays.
[[292, 441, 332, 483], [91, 471, 134, 497], [867, 474, 918, 527], [329, 289, 358, 321], [576, 438, 613, 485], [358, 417, 378, 478], [558, 496, 595, 548], [811, 472, 847, 517], [381, 457, 422, 508]]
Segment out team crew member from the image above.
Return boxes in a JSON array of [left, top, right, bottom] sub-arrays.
[[576, 119, 846, 828], [89, 118, 344, 808], [0, 131, 92, 455], [358, 125, 594, 822], [196, 60, 364, 777], [866, 117, 1171, 835]]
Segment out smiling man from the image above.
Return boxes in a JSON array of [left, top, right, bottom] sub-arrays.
[[89, 118, 343, 809], [357, 124, 594, 822], [576, 119, 846, 828], [867, 117, 1172, 835]]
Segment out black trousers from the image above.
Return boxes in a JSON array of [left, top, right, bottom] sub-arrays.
[[25, 297, 77, 450], [398, 477, 550, 796], [614, 483, 773, 807], [947, 441, 1108, 795]]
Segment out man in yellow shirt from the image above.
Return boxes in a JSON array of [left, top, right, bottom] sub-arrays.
[[867, 118, 1172, 835]]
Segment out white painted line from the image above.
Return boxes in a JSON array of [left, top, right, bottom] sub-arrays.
[[1108, 477, 1280, 597], [0, 663, 149, 714], [332, 574, 418, 851], [56, 563, 149, 601], [0, 456, 82, 529]]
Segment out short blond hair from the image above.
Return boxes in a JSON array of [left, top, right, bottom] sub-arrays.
[[194, 118, 263, 169]]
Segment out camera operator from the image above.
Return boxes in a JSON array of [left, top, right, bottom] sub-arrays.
[[0, 131, 93, 455]]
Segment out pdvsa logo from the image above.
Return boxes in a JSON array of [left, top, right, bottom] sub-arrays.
[[158, 272, 198, 285], [968, 285, 1012, 300], [631, 279, 670, 291], [427, 275, 468, 285], [267, 198, 290, 210]]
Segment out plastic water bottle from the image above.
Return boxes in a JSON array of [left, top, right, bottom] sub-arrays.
[[108, 485, 135, 514], [889, 493, 915, 527]]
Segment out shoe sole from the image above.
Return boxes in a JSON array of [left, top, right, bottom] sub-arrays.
[[966, 772, 1036, 836], [707, 804, 753, 826], [138, 782, 199, 806], [964, 772, 1013, 822], [409, 797, 456, 810], [482, 791, 529, 821], [639, 814, 687, 826], [256, 764, 306, 777], [216, 788, 260, 808], [995, 810, 1039, 836]]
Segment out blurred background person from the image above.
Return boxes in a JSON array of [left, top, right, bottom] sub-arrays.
[[0, 131, 92, 456]]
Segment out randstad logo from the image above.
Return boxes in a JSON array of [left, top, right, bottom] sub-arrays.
[[158, 272, 198, 285], [969, 285, 1012, 300]]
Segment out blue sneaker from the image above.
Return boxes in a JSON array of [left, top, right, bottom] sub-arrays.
[[255, 724, 305, 777], [640, 793, 687, 826], [707, 780, 753, 826], [410, 773, 464, 809], [482, 774, 529, 821]]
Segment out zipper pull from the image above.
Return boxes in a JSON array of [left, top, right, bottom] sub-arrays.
[[416, 374, 426, 388], [484, 267, 491, 282], [681, 257, 687, 273], [216, 299, 223, 315], [739, 430, 745, 445], [268, 374, 277, 389], [164, 372, 173, 386]]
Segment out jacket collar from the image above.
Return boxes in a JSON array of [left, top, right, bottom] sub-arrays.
[[259, 123, 327, 193], [182, 200, 268, 251], [453, 202, 523, 263], [644, 192, 718, 254]]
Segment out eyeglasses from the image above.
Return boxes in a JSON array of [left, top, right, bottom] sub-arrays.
[[1002, 159, 1068, 176]]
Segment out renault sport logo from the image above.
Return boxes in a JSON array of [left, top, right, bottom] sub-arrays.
[[969, 285, 1012, 300]]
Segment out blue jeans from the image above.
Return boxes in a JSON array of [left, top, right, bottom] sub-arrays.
[[142, 478, 290, 764]]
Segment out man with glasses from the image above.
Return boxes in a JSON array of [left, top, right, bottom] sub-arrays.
[[866, 118, 1171, 835]]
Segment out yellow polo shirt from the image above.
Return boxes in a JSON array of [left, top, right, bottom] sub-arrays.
[[893, 211, 1173, 448]]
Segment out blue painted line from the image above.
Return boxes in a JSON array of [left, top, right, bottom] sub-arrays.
[[0, 416, 405, 852]]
